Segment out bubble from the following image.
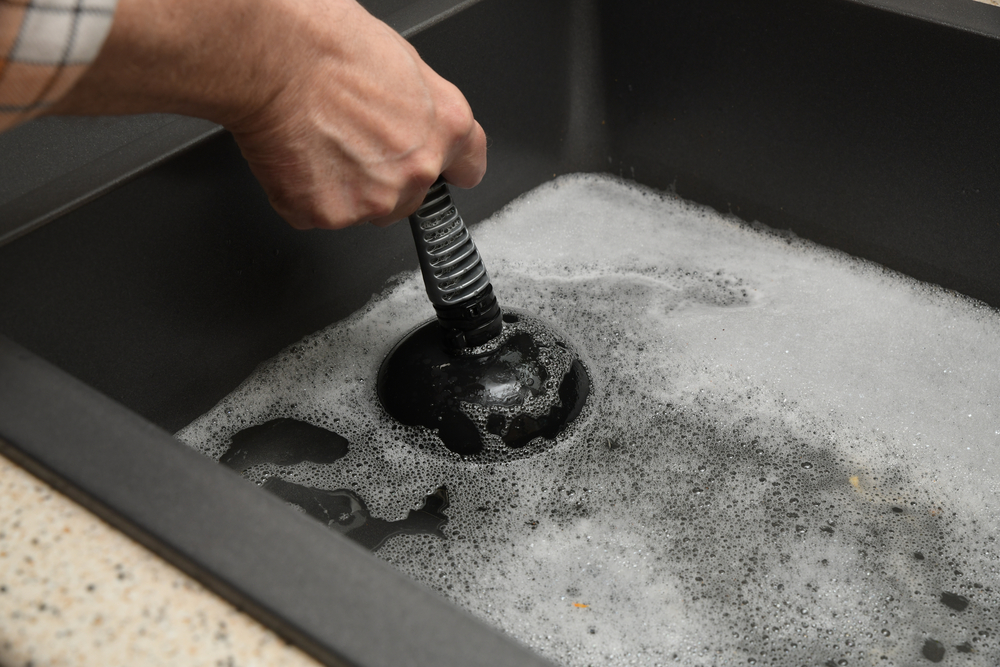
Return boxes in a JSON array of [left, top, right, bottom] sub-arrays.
[[177, 174, 1000, 667]]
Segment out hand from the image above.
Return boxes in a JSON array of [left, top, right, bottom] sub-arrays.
[[47, 0, 487, 229]]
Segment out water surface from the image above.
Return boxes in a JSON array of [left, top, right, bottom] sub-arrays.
[[179, 175, 1000, 666]]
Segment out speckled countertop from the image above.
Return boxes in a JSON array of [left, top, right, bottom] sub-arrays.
[[0, 454, 319, 667]]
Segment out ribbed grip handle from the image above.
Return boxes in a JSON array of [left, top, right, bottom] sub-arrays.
[[409, 178, 491, 307], [408, 178, 503, 349]]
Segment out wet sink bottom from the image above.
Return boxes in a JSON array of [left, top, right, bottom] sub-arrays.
[[178, 175, 1000, 666]]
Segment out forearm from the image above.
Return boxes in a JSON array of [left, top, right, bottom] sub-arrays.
[[0, 0, 118, 131], [6, 0, 486, 229], [46, 0, 325, 125]]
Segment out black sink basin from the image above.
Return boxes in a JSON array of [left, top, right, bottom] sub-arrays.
[[0, 0, 998, 665]]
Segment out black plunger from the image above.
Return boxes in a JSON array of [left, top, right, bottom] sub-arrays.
[[377, 179, 590, 459]]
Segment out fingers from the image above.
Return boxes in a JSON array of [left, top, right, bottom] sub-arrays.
[[368, 117, 488, 227], [366, 81, 486, 225], [366, 171, 439, 227], [316, 87, 486, 229], [427, 72, 487, 191], [442, 119, 488, 190], [365, 72, 486, 226]]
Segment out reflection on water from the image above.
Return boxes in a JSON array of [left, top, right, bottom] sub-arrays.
[[219, 418, 449, 551]]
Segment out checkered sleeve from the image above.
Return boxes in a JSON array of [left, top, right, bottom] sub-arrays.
[[0, 0, 118, 131]]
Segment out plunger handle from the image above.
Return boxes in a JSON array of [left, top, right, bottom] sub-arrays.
[[408, 178, 503, 349]]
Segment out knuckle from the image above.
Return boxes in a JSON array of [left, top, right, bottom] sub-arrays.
[[441, 101, 476, 138], [411, 156, 441, 188], [363, 194, 396, 222], [314, 212, 353, 230], [309, 192, 364, 230]]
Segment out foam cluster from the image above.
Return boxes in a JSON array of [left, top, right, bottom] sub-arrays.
[[177, 175, 1000, 666]]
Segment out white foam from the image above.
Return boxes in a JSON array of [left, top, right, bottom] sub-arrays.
[[178, 175, 1000, 666]]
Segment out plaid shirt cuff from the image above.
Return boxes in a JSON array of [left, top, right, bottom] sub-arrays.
[[0, 0, 118, 131]]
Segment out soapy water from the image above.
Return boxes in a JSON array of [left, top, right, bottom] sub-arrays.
[[177, 175, 1000, 665]]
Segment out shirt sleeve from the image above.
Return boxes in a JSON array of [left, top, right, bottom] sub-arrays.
[[0, 0, 118, 131]]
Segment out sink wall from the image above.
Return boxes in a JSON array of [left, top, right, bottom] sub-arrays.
[[1, 0, 998, 432], [0, 0, 997, 665]]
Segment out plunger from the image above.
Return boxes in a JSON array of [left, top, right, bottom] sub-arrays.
[[377, 179, 590, 459]]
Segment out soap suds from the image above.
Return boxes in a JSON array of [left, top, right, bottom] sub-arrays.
[[178, 175, 1000, 666]]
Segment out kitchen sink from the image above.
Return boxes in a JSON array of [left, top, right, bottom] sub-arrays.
[[0, 0, 997, 664]]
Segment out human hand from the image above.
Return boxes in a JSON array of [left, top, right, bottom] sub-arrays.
[[225, 0, 487, 229], [46, 0, 487, 229]]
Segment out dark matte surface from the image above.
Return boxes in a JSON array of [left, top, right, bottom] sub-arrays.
[[0, 114, 180, 207], [0, 337, 554, 667], [387, 0, 488, 36], [0, 0, 998, 665], [0, 117, 220, 247], [0, 132, 417, 433], [846, 0, 1000, 39], [602, 0, 1000, 307]]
